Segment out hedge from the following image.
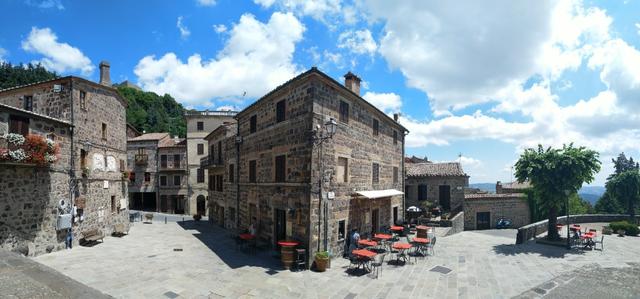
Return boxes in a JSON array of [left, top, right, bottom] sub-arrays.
[[609, 221, 639, 236]]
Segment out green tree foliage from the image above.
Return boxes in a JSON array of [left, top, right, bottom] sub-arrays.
[[117, 86, 187, 138], [606, 170, 640, 219], [0, 62, 59, 89], [595, 190, 623, 214], [515, 144, 601, 240], [610, 152, 639, 177]]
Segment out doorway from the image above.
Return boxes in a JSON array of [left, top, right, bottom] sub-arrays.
[[371, 208, 379, 235], [197, 195, 206, 215], [274, 209, 286, 247], [477, 212, 491, 230], [439, 185, 451, 211], [393, 206, 398, 225]]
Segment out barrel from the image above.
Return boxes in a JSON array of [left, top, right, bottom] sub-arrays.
[[281, 246, 294, 269], [417, 227, 428, 238]]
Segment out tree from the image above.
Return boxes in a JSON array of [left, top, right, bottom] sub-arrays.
[[610, 152, 639, 178], [606, 170, 640, 220], [117, 86, 187, 137], [594, 191, 623, 214], [515, 144, 601, 240], [0, 62, 59, 89]]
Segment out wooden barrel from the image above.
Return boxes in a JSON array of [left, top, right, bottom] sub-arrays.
[[281, 246, 294, 270], [417, 227, 428, 238]]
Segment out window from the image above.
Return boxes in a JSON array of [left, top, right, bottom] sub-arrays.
[[373, 119, 379, 136], [339, 101, 349, 123], [174, 154, 181, 168], [144, 172, 150, 183], [393, 167, 399, 183], [197, 143, 204, 155], [418, 184, 428, 201], [119, 159, 125, 172], [338, 220, 346, 241], [229, 207, 236, 222], [216, 175, 223, 191], [336, 157, 348, 183], [210, 144, 215, 160], [229, 164, 235, 183], [208, 175, 214, 190], [160, 176, 167, 186], [129, 172, 136, 183], [101, 123, 107, 140], [393, 130, 398, 145], [197, 121, 204, 131], [276, 100, 286, 123], [174, 175, 181, 186], [79, 91, 87, 110], [111, 196, 117, 213], [197, 168, 205, 183], [250, 115, 257, 133], [24, 95, 33, 111], [80, 149, 87, 169], [9, 115, 29, 136], [249, 160, 256, 183], [275, 155, 286, 182], [217, 141, 222, 162], [372, 163, 379, 184], [161, 155, 167, 168]]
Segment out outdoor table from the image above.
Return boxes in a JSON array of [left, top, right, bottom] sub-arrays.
[[390, 226, 404, 232], [580, 233, 595, 250], [239, 233, 255, 240], [411, 237, 430, 255], [352, 249, 377, 272], [278, 240, 299, 270], [392, 242, 412, 264], [374, 233, 392, 240], [358, 239, 378, 248]]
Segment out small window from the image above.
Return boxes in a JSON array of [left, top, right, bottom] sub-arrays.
[[216, 174, 223, 191], [119, 159, 125, 172], [174, 175, 181, 186], [229, 207, 236, 222], [197, 121, 204, 131], [338, 220, 346, 241], [161, 155, 167, 168], [160, 176, 167, 186], [79, 91, 87, 110], [210, 144, 215, 159], [80, 149, 87, 169], [418, 184, 428, 201], [197, 144, 204, 155], [276, 100, 286, 123], [337, 157, 348, 183], [275, 155, 286, 182], [217, 141, 222, 162], [250, 115, 257, 133], [393, 166, 399, 183], [24, 95, 33, 111], [208, 175, 214, 190], [9, 115, 29, 136], [229, 164, 235, 183], [101, 123, 107, 140], [373, 119, 379, 136], [197, 168, 204, 183], [393, 130, 398, 145], [174, 154, 181, 168], [372, 163, 379, 184], [111, 196, 117, 213], [249, 160, 257, 183], [144, 172, 150, 182], [339, 101, 349, 123]]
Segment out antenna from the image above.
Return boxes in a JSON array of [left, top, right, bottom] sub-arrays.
[[458, 152, 462, 164], [510, 165, 514, 183]]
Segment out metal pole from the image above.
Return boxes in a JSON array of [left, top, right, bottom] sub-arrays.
[[566, 194, 571, 249]]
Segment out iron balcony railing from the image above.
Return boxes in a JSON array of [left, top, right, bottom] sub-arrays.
[[134, 154, 148, 165], [200, 156, 223, 168]]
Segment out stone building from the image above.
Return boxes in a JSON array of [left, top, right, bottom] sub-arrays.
[[202, 122, 237, 227], [127, 133, 188, 214], [227, 67, 406, 260], [405, 162, 469, 214], [185, 110, 236, 216], [126, 123, 141, 139], [0, 61, 129, 255], [496, 180, 531, 194], [463, 193, 530, 230]]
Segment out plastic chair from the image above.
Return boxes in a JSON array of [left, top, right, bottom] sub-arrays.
[[427, 236, 436, 255], [370, 253, 387, 279], [594, 235, 604, 251]]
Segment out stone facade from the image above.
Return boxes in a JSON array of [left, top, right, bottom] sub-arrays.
[[0, 70, 129, 256], [405, 162, 469, 214], [185, 111, 236, 216], [463, 193, 530, 230], [203, 123, 237, 228], [158, 142, 188, 214]]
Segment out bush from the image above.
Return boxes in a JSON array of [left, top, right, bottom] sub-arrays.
[[315, 251, 329, 259], [609, 221, 639, 236]]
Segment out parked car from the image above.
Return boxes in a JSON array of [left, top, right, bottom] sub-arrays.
[[496, 218, 512, 229]]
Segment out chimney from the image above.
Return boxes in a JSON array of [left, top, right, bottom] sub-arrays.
[[343, 71, 361, 96], [99, 61, 111, 86], [393, 113, 399, 121]]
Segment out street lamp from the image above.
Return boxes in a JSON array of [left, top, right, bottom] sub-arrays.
[[311, 118, 337, 252], [564, 189, 571, 249]]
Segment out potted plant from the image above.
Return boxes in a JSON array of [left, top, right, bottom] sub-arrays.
[[315, 251, 330, 272], [121, 171, 130, 180], [144, 213, 154, 222], [193, 214, 202, 221], [82, 166, 90, 177]]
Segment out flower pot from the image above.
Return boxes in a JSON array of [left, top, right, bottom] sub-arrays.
[[315, 256, 329, 272]]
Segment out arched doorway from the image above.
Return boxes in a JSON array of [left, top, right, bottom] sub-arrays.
[[197, 195, 206, 216]]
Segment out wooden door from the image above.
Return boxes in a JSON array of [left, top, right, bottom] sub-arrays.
[[439, 185, 451, 211], [477, 212, 491, 230]]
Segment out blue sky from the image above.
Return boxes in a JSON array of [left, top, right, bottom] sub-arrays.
[[2, 0, 639, 185]]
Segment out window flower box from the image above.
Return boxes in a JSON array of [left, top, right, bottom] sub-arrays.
[[0, 133, 59, 166]]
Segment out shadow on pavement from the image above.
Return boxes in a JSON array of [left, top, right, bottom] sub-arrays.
[[493, 241, 587, 258], [177, 220, 283, 271]]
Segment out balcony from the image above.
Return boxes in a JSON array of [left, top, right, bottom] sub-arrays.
[[200, 156, 223, 169], [159, 161, 186, 171], [134, 154, 148, 165]]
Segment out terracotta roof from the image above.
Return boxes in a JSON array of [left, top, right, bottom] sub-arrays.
[[464, 193, 526, 200], [158, 137, 185, 148], [500, 181, 531, 189], [406, 162, 467, 177], [128, 133, 169, 142]]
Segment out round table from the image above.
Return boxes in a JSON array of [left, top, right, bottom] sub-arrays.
[[278, 240, 299, 270]]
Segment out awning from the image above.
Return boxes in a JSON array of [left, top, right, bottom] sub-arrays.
[[355, 189, 404, 199]]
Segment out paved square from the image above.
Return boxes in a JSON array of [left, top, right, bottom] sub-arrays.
[[33, 221, 640, 298]]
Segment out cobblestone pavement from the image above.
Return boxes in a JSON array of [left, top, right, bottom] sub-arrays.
[[33, 221, 640, 299], [0, 250, 110, 299]]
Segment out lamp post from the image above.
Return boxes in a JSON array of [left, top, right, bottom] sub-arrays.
[[311, 118, 337, 252], [565, 189, 571, 249]]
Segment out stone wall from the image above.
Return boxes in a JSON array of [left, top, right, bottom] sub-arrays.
[[405, 176, 468, 212], [127, 140, 159, 193], [444, 211, 465, 236], [463, 194, 530, 230], [515, 214, 631, 244]]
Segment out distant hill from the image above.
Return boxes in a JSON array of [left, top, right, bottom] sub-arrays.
[[117, 86, 187, 138], [578, 186, 605, 205], [469, 183, 495, 193]]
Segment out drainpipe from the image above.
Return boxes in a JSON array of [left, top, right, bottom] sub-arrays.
[[235, 125, 241, 229]]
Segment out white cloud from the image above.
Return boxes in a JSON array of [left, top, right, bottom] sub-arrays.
[[635, 23, 640, 35], [26, 0, 64, 10], [216, 105, 241, 111], [135, 12, 305, 106], [0, 47, 7, 62], [362, 91, 401, 113], [196, 0, 216, 6], [21, 27, 94, 75], [213, 24, 227, 33], [177, 16, 191, 39], [254, 0, 342, 25], [338, 29, 377, 56]]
